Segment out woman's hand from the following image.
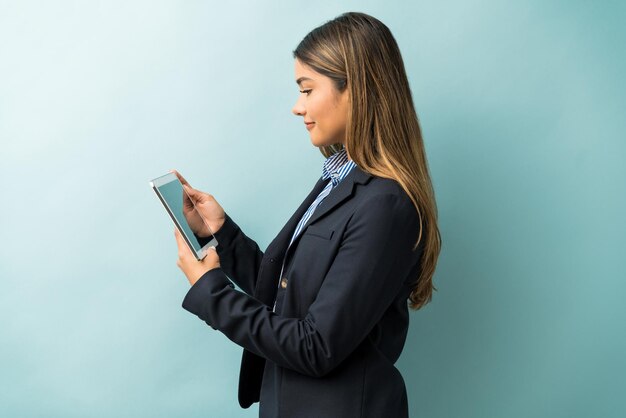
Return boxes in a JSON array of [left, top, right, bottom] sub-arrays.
[[174, 228, 220, 286], [171, 169, 226, 237]]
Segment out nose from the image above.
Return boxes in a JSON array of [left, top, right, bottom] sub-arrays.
[[292, 94, 306, 116]]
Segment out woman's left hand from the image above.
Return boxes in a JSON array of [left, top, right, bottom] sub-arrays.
[[174, 228, 220, 286]]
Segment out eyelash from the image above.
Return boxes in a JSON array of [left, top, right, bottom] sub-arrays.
[[299, 89, 312, 95]]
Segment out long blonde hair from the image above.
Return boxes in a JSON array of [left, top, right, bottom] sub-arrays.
[[294, 12, 441, 309]]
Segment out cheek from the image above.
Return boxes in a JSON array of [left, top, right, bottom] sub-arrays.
[[312, 99, 331, 125], [307, 98, 320, 119]]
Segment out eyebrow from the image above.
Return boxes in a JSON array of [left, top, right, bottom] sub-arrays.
[[296, 77, 313, 86]]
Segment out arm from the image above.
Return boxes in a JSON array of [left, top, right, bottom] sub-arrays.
[[198, 213, 263, 296], [182, 193, 422, 377]]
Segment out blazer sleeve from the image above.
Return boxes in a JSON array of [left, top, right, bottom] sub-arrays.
[[197, 213, 263, 296], [182, 193, 421, 377]]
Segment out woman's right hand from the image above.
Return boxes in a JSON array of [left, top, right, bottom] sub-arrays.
[[171, 170, 226, 238]]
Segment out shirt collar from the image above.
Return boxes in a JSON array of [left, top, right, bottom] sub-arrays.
[[321, 148, 355, 187]]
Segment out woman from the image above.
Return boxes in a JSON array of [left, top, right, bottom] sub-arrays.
[[173, 12, 441, 418]]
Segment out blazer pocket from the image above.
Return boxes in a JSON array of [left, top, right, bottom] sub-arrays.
[[304, 224, 334, 240]]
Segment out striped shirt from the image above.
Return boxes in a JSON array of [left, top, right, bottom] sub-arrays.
[[273, 148, 357, 312]]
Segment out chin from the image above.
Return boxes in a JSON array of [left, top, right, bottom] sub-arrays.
[[310, 135, 335, 148], [309, 136, 323, 147]]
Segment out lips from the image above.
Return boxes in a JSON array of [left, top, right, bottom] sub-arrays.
[[304, 121, 315, 131]]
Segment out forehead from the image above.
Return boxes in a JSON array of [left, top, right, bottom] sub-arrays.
[[294, 59, 318, 84]]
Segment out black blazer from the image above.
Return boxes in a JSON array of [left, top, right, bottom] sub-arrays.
[[182, 165, 424, 418]]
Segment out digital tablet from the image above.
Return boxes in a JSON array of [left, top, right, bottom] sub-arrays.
[[149, 172, 218, 260]]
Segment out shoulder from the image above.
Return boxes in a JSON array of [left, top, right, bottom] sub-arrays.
[[355, 169, 413, 208], [353, 173, 417, 223], [365, 175, 406, 197]]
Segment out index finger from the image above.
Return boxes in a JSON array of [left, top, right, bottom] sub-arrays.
[[170, 169, 191, 187]]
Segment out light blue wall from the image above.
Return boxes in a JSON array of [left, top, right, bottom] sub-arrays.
[[1, 1, 624, 417]]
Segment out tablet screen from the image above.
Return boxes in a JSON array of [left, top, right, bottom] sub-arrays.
[[150, 173, 218, 260]]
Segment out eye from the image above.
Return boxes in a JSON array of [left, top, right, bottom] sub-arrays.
[[299, 89, 312, 95]]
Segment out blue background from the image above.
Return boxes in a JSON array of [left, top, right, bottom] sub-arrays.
[[1, 1, 624, 417]]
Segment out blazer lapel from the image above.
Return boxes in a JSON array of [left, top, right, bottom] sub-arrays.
[[254, 166, 372, 304], [282, 166, 372, 265], [254, 176, 327, 303], [303, 166, 371, 229], [271, 176, 328, 253]]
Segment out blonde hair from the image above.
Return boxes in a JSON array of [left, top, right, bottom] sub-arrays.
[[294, 12, 441, 309]]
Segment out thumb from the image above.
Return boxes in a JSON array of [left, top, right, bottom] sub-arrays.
[[208, 246, 219, 259]]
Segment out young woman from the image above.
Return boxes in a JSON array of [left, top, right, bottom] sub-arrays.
[[173, 12, 441, 418]]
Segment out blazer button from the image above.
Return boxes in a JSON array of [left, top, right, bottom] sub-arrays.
[[280, 277, 288, 288]]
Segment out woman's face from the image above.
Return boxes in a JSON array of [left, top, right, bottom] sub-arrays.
[[292, 59, 349, 149]]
